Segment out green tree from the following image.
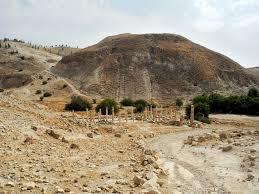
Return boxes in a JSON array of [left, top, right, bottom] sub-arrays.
[[175, 98, 183, 107], [120, 98, 134, 106], [65, 96, 92, 111], [248, 88, 259, 97], [96, 98, 119, 115], [134, 99, 149, 113], [208, 93, 226, 113], [193, 94, 209, 104]]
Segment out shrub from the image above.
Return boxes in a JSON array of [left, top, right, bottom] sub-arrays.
[[35, 90, 42, 95], [92, 99, 96, 104], [43, 92, 52, 97], [193, 94, 209, 104], [40, 96, 44, 101], [120, 98, 134, 106], [186, 102, 210, 123], [188, 92, 259, 119], [175, 98, 183, 107], [65, 96, 92, 111], [195, 102, 210, 118], [134, 99, 149, 113], [208, 93, 226, 113], [42, 81, 47, 85], [39, 75, 43, 79], [62, 84, 68, 88], [248, 88, 258, 97], [96, 98, 119, 115], [0, 88, 4, 92]]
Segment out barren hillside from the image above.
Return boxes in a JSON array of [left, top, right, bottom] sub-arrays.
[[247, 66, 259, 79], [0, 40, 60, 89], [52, 33, 259, 104]]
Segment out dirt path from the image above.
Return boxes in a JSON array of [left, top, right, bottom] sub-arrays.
[[149, 128, 220, 193], [148, 116, 259, 194]]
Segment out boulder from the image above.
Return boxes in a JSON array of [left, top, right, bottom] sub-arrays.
[[24, 137, 34, 144], [61, 137, 69, 143], [248, 155, 256, 161], [133, 175, 145, 186], [219, 132, 227, 140], [87, 133, 94, 138], [46, 129, 60, 139], [56, 188, 65, 194], [70, 143, 79, 149], [222, 145, 232, 152], [115, 133, 122, 138], [142, 188, 161, 194], [24, 181, 36, 190], [31, 126, 37, 131], [247, 174, 254, 181], [5, 181, 15, 187]]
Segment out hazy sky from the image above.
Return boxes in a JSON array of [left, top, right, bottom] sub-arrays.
[[1, 0, 259, 67]]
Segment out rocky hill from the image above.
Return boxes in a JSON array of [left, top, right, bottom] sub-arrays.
[[52, 33, 259, 104], [247, 66, 259, 79], [0, 40, 60, 89]]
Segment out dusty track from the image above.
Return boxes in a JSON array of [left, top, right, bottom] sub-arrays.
[[149, 115, 259, 194]]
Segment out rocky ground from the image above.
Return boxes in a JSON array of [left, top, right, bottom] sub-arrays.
[[1, 87, 259, 194], [0, 91, 181, 194]]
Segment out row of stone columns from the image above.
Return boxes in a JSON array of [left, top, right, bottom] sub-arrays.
[[71, 105, 195, 127]]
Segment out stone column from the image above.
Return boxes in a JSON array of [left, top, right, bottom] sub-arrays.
[[190, 105, 194, 127], [92, 110, 95, 124], [131, 107, 134, 122], [86, 108, 89, 121], [155, 108, 158, 123], [150, 106, 153, 120], [180, 114, 183, 126], [125, 111, 128, 122], [144, 107, 147, 121], [98, 108, 101, 122], [89, 110, 92, 124], [105, 107, 108, 122], [112, 107, 114, 123], [118, 111, 121, 125]]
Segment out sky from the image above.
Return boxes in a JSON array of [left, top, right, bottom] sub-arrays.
[[0, 0, 259, 68]]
